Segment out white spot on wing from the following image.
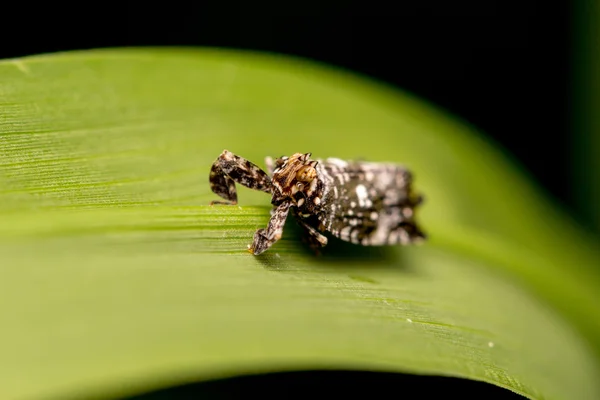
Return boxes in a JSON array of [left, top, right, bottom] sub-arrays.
[[399, 230, 410, 244], [389, 230, 399, 244], [327, 158, 349, 168], [355, 184, 368, 207], [377, 170, 395, 188], [340, 226, 352, 241], [369, 212, 395, 245]]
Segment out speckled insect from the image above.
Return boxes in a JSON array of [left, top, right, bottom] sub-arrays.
[[209, 150, 426, 255]]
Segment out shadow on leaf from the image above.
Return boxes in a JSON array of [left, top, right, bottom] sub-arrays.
[[255, 217, 419, 274]]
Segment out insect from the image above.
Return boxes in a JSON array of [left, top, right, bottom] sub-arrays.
[[209, 150, 426, 255]]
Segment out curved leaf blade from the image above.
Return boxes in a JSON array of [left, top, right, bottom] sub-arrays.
[[1, 48, 599, 399]]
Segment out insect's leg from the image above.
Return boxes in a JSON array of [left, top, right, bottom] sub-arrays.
[[209, 150, 272, 205], [209, 161, 238, 205], [291, 209, 328, 253], [265, 156, 275, 175], [248, 201, 291, 255]]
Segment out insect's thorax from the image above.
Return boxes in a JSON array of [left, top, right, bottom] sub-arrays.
[[269, 153, 327, 216]]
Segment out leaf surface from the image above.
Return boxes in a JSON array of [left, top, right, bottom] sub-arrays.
[[1, 48, 599, 400]]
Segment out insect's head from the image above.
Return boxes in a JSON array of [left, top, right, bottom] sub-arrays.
[[271, 152, 320, 204]]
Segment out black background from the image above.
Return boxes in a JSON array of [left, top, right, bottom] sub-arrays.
[[1, 3, 569, 398], [1, 3, 572, 216]]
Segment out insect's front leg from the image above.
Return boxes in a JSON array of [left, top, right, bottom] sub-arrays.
[[248, 201, 292, 255], [209, 150, 272, 205]]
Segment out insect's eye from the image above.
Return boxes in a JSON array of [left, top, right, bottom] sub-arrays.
[[296, 166, 317, 183], [275, 157, 286, 168]]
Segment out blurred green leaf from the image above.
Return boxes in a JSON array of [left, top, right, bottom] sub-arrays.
[[1, 48, 599, 400]]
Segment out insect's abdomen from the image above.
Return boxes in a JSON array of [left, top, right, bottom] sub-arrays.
[[317, 160, 425, 246]]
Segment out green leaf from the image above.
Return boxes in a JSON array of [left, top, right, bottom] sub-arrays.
[[1, 48, 599, 400]]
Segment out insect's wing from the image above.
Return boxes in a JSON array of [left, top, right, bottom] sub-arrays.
[[318, 159, 425, 246]]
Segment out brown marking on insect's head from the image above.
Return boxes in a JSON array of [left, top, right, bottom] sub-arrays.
[[271, 152, 320, 203], [296, 164, 317, 183]]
